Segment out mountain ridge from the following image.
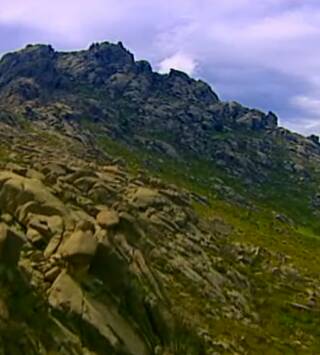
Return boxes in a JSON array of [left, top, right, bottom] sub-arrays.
[[1, 41, 320, 354], [0, 43, 313, 175]]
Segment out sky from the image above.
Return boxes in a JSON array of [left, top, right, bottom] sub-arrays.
[[0, 0, 320, 135]]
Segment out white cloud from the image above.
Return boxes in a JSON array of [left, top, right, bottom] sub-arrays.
[[286, 95, 320, 134], [291, 95, 320, 116], [158, 52, 197, 75], [0, 0, 131, 43], [283, 117, 320, 135]]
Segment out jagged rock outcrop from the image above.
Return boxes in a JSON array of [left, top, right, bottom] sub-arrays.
[[1, 41, 318, 184]]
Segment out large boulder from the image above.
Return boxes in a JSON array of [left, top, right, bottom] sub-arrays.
[[49, 271, 149, 355], [48, 271, 83, 314], [0, 171, 68, 219], [96, 208, 119, 228], [236, 110, 278, 131], [127, 187, 166, 209], [59, 222, 97, 270]]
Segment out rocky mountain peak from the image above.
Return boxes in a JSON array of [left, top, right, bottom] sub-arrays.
[[88, 41, 135, 67], [168, 68, 191, 80], [265, 111, 278, 128], [134, 60, 153, 74], [1, 40, 320, 355], [0, 44, 57, 88], [0, 40, 313, 183]]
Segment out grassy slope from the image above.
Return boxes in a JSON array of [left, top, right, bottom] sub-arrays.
[[1, 122, 320, 353], [95, 132, 320, 354]]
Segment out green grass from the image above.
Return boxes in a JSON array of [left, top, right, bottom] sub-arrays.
[[93, 126, 320, 267], [0, 146, 9, 162], [77, 120, 320, 352]]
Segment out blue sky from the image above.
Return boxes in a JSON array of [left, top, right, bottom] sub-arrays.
[[1, 0, 320, 135]]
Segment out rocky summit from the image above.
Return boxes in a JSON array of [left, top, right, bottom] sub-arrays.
[[0, 42, 320, 354]]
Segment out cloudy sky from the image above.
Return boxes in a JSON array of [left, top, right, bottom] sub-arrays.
[[0, 0, 320, 135]]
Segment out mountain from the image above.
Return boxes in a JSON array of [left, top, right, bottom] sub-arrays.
[[0, 42, 320, 354]]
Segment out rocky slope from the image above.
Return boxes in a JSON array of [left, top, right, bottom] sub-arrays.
[[1, 42, 319, 181], [0, 42, 320, 354], [2, 42, 320, 221]]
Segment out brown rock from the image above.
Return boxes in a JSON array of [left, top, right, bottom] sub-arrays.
[[59, 229, 97, 268], [44, 266, 61, 282], [128, 187, 165, 209], [96, 208, 119, 228]]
